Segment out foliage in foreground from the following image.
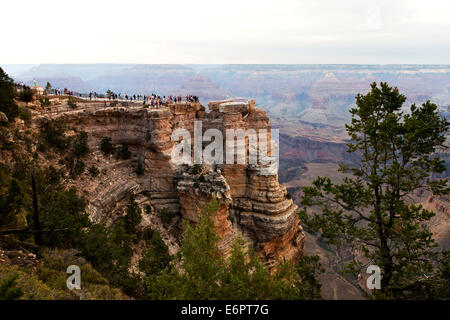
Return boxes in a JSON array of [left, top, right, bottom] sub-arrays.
[[0, 249, 127, 300], [0, 272, 23, 300], [145, 197, 323, 300]]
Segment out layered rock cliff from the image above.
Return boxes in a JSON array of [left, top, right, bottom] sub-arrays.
[[32, 98, 305, 264]]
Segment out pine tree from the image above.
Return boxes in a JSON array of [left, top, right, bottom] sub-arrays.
[[0, 67, 19, 121], [0, 273, 24, 300], [145, 197, 324, 300], [123, 194, 142, 235], [299, 82, 449, 299], [45, 82, 52, 94]]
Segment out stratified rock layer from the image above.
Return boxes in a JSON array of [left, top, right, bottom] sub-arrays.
[[33, 98, 305, 263]]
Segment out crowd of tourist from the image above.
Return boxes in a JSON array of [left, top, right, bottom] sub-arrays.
[[87, 92, 199, 103], [13, 81, 200, 109], [88, 91, 199, 108]]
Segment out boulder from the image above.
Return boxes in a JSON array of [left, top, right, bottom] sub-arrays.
[[0, 111, 8, 123]]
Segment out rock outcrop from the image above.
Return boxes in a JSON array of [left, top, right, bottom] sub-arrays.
[[32, 98, 305, 264], [0, 112, 8, 123]]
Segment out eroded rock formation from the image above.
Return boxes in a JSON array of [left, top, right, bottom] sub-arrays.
[[33, 98, 305, 263]]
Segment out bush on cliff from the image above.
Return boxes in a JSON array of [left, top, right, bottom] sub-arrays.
[[123, 195, 142, 236], [0, 67, 19, 121], [117, 144, 131, 160], [159, 208, 176, 225], [67, 96, 77, 108], [18, 106, 31, 124], [88, 165, 100, 177], [71, 131, 90, 158], [18, 87, 34, 103], [39, 97, 50, 107], [0, 164, 24, 227], [64, 131, 90, 179], [39, 119, 69, 150], [100, 137, 115, 155], [135, 161, 144, 175]]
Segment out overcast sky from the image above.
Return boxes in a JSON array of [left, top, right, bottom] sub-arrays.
[[2, 0, 450, 64]]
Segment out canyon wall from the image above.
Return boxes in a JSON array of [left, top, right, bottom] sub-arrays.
[[33, 99, 305, 263]]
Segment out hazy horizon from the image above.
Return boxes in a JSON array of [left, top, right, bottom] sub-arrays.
[[2, 0, 450, 64]]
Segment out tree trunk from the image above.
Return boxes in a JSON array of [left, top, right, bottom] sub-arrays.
[[31, 173, 42, 245]]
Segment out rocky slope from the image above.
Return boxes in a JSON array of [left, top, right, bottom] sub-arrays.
[[31, 98, 305, 264]]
